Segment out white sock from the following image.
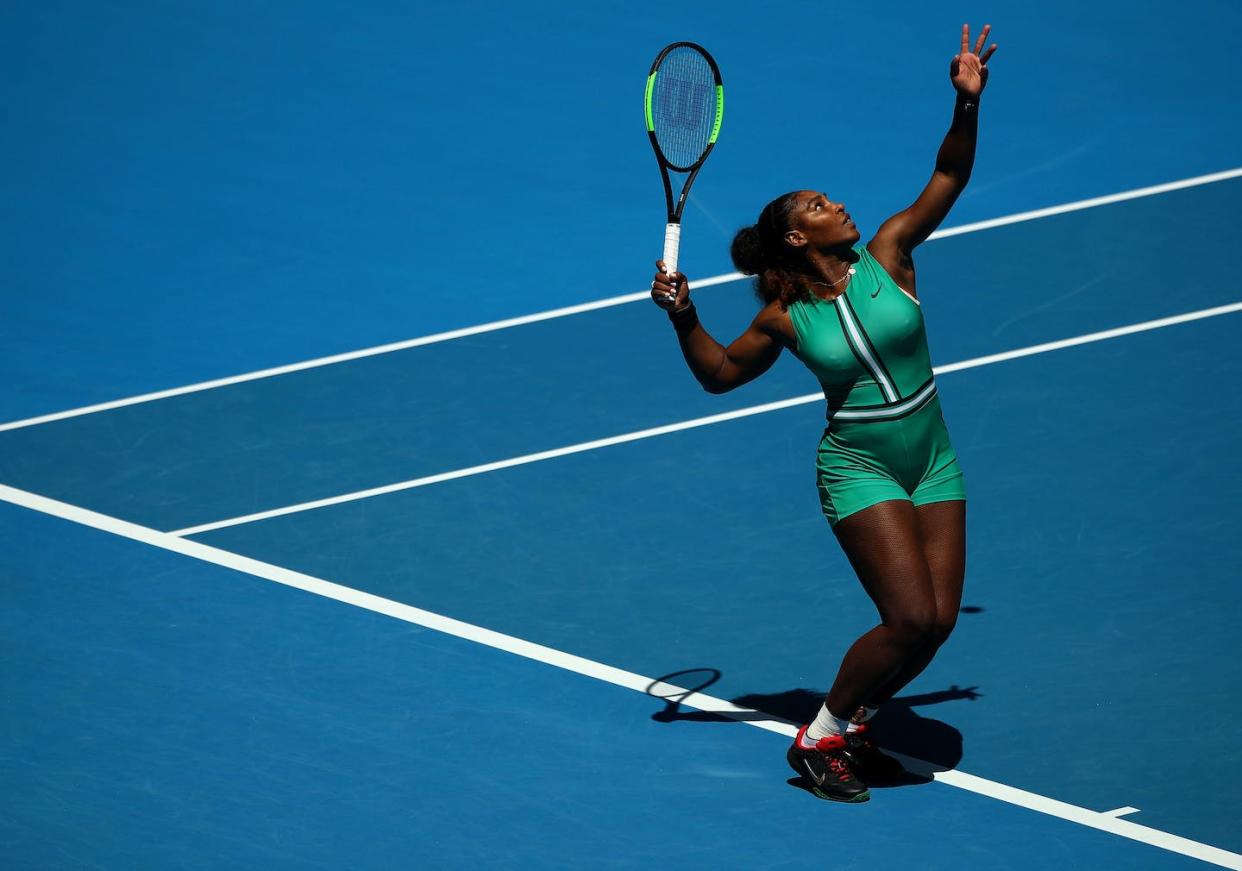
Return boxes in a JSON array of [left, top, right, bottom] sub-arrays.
[[802, 704, 851, 747], [846, 705, 879, 733]]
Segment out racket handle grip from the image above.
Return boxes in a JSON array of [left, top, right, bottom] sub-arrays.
[[662, 222, 681, 278]]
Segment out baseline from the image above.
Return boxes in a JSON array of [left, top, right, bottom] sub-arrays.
[[1, 483, 1238, 870]]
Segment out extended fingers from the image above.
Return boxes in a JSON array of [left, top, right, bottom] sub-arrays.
[[973, 24, 990, 55], [959, 23, 996, 60]]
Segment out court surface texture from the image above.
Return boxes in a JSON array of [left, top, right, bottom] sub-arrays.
[[3, 2, 1241, 868]]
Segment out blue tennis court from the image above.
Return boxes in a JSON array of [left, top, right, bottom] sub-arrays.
[[3, 2, 1241, 868]]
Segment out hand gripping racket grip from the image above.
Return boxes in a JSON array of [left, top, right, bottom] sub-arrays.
[[662, 222, 682, 279]]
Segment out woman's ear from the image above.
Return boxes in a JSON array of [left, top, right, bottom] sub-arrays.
[[784, 230, 806, 249]]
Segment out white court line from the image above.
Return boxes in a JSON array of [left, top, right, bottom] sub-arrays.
[[930, 167, 1242, 239], [0, 271, 738, 435], [2, 166, 1240, 435], [2, 482, 1239, 870], [1105, 807, 1143, 818], [169, 300, 1242, 537]]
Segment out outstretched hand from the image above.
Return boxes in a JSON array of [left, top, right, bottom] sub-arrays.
[[950, 23, 997, 99]]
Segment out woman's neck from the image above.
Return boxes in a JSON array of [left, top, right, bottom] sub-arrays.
[[805, 246, 860, 290]]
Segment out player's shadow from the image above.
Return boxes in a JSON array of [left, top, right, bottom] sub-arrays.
[[646, 669, 980, 779], [732, 685, 981, 775]]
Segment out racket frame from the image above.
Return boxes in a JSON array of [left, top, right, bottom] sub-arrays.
[[644, 41, 724, 276]]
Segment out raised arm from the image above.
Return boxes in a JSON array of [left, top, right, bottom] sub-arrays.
[[871, 24, 998, 267], [651, 261, 783, 394]]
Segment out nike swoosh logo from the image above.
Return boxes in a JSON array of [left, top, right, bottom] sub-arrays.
[[871, 287, 882, 298], [803, 759, 826, 786]]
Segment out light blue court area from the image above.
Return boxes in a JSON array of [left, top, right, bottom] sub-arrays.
[[0, 504, 1221, 871], [4, 1, 1242, 867]]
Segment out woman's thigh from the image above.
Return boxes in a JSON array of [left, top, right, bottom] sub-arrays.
[[833, 499, 936, 628], [913, 500, 967, 631]]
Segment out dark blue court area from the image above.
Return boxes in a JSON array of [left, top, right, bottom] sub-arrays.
[[3, 2, 1241, 868]]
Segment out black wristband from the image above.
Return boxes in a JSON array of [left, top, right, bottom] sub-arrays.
[[956, 95, 979, 112], [667, 301, 699, 334]]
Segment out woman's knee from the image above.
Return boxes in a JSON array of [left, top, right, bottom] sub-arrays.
[[930, 611, 959, 648], [884, 607, 938, 649]]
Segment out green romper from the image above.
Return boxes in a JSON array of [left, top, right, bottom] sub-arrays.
[[788, 244, 966, 526]]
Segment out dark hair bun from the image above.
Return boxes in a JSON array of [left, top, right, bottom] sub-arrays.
[[730, 225, 767, 275]]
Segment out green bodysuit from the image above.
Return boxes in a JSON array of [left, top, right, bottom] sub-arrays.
[[788, 244, 966, 526]]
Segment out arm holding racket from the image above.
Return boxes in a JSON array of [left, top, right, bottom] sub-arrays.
[[643, 42, 779, 392], [870, 24, 998, 266], [651, 261, 783, 394]]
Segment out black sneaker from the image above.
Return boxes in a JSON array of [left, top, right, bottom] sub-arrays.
[[786, 725, 870, 802], [843, 723, 905, 783]]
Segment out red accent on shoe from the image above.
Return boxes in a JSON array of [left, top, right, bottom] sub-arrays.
[[814, 734, 848, 752], [827, 752, 853, 781], [797, 725, 853, 754]]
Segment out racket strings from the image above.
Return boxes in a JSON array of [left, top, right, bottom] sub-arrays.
[[651, 46, 717, 170]]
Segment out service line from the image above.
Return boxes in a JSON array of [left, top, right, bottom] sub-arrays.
[[168, 300, 1242, 537]]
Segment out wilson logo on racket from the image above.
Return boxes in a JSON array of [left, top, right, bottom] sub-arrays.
[[644, 41, 724, 279]]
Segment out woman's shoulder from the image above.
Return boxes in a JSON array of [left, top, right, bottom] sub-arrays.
[[754, 297, 791, 326], [754, 298, 798, 347]]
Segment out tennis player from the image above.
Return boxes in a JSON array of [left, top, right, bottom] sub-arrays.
[[650, 24, 997, 802]]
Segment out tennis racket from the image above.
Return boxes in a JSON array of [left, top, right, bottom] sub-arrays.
[[644, 42, 724, 280]]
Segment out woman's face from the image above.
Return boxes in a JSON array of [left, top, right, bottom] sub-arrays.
[[786, 190, 860, 251]]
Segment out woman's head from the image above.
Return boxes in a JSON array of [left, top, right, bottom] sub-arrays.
[[731, 190, 860, 306]]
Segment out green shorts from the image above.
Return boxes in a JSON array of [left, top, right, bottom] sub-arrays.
[[816, 394, 966, 526]]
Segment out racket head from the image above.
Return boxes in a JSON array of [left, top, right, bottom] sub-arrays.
[[644, 42, 724, 175]]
